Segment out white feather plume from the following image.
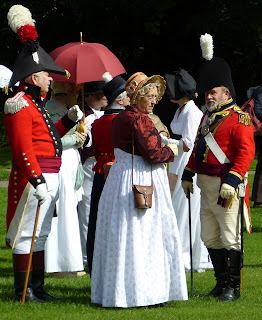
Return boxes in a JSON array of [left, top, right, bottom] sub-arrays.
[[200, 33, 213, 61], [102, 72, 113, 83], [7, 4, 35, 33]]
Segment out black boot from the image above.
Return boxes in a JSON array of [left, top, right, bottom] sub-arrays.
[[219, 250, 241, 302], [206, 248, 228, 297], [32, 251, 61, 301], [13, 254, 44, 303]]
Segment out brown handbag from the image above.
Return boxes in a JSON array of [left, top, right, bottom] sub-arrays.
[[132, 115, 153, 209]]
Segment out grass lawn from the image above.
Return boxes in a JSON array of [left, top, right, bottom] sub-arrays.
[[0, 151, 261, 319], [0, 147, 12, 180]]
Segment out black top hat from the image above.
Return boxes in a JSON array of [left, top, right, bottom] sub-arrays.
[[84, 81, 105, 96], [165, 68, 196, 101], [9, 42, 66, 88], [197, 56, 236, 99], [103, 75, 126, 105]]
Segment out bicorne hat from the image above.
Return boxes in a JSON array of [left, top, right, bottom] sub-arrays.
[[197, 33, 236, 100], [7, 5, 68, 89], [102, 72, 126, 105], [165, 68, 197, 101]]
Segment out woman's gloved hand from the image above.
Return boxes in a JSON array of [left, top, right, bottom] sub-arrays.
[[68, 105, 83, 122], [160, 133, 183, 151]]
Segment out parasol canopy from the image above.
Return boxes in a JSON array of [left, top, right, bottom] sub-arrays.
[[49, 41, 126, 84]]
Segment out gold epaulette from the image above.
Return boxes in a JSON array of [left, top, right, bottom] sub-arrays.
[[4, 92, 29, 114], [233, 105, 251, 126]]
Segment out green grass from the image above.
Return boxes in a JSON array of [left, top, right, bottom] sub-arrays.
[[0, 147, 12, 180], [0, 151, 262, 319]]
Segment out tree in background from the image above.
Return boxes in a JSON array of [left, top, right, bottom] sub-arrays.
[[1, 0, 262, 141]]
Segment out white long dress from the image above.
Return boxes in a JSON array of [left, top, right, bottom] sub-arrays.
[[44, 100, 84, 272], [77, 108, 104, 267], [91, 148, 188, 308], [169, 100, 213, 272]]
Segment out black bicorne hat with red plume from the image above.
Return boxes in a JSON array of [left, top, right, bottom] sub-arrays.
[[7, 4, 69, 88]]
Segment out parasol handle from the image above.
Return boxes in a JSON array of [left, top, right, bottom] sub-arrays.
[[80, 32, 83, 44]]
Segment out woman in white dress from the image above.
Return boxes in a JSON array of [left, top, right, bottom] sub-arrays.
[[44, 82, 87, 275], [91, 72, 188, 308], [162, 69, 213, 272]]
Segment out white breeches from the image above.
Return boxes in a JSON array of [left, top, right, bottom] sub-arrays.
[[13, 173, 59, 253], [197, 174, 241, 251]]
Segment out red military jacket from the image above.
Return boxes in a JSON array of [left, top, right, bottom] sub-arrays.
[[92, 108, 123, 173], [4, 84, 75, 231], [111, 105, 174, 164], [183, 98, 255, 188]]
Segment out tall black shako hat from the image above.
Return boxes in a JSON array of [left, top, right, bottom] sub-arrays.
[[102, 72, 126, 105], [165, 68, 196, 101], [7, 5, 68, 88], [197, 33, 236, 100]]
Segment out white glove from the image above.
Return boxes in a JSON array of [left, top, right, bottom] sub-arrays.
[[68, 105, 83, 122], [167, 143, 178, 157], [34, 183, 48, 205], [160, 134, 183, 151], [182, 180, 194, 198], [77, 131, 88, 148], [160, 133, 179, 145], [220, 183, 235, 199]]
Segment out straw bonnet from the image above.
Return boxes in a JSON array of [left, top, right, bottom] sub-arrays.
[[125, 72, 166, 104], [51, 81, 75, 96]]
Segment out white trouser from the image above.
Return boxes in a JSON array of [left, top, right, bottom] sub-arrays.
[[77, 157, 96, 266], [197, 174, 241, 251], [13, 173, 59, 253]]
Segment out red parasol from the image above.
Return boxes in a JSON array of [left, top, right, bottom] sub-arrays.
[[49, 41, 126, 84], [49, 34, 126, 132]]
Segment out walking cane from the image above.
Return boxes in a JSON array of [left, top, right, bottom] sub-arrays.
[[21, 202, 41, 305], [188, 192, 194, 296], [239, 182, 245, 290]]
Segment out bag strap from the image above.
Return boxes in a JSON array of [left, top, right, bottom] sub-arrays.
[[132, 115, 152, 186]]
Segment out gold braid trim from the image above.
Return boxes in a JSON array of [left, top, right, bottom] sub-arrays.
[[233, 105, 251, 126], [229, 170, 243, 180], [184, 166, 195, 174]]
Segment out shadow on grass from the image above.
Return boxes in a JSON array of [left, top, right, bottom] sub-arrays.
[[0, 267, 13, 277], [252, 226, 262, 233]]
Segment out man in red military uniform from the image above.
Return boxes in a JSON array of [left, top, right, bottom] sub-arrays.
[[4, 5, 83, 303], [182, 34, 255, 302], [87, 72, 130, 275]]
